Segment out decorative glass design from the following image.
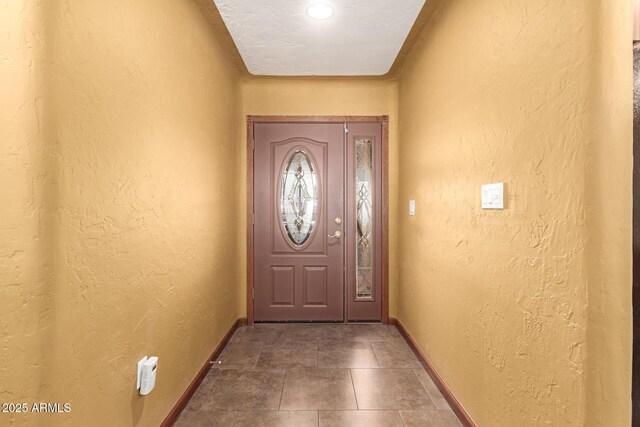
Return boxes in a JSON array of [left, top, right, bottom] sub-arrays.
[[356, 138, 374, 299], [281, 150, 318, 246]]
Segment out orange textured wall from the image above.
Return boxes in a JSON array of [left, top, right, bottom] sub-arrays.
[[2, 0, 243, 425], [0, 0, 56, 422], [1, 0, 632, 425], [395, 0, 632, 425]]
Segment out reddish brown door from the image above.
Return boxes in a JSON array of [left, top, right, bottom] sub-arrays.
[[254, 123, 345, 321]]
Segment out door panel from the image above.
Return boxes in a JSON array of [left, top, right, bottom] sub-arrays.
[[271, 267, 295, 305], [303, 266, 328, 306], [254, 123, 344, 321]]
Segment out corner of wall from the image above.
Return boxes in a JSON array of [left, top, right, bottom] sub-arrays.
[[0, 1, 61, 423], [4, 0, 248, 424], [584, 1, 633, 425], [393, 0, 632, 425]]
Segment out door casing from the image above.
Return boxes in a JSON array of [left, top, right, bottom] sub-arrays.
[[246, 115, 389, 325]]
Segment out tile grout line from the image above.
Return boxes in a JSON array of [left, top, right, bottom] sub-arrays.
[[278, 369, 287, 411], [370, 341, 382, 368], [348, 368, 360, 411], [398, 409, 408, 427], [411, 368, 437, 409], [230, 410, 239, 427]]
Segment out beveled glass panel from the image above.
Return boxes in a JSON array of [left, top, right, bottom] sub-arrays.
[[281, 150, 318, 246], [356, 138, 374, 299]]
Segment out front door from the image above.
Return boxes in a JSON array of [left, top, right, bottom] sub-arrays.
[[253, 120, 383, 322], [254, 123, 345, 321]]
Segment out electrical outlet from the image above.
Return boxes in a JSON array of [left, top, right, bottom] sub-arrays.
[[137, 356, 147, 390]]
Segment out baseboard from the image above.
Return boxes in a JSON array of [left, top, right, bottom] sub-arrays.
[[161, 317, 247, 427], [389, 317, 477, 427]]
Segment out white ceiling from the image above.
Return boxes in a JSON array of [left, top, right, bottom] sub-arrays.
[[213, 0, 426, 76]]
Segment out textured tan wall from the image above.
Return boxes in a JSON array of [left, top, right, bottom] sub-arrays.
[[0, 0, 56, 424], [2, 0, 632, 425], [2, 0, 243, 425], [585, 2, 633, 425], [396, 1, 632, 426], [239, 77, 400, 318]]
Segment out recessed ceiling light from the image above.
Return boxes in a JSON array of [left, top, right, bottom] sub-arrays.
[[307, 2, 334, 20]]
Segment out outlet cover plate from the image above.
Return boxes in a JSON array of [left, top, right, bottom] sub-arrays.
[[137, 356, 147, 390]]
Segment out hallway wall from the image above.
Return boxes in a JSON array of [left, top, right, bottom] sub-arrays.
[[0, 1, 56, 423], [395, 0, 632, 426], [2, 0, 633, 425], [239, 77, 400, 318], [2, 0, 244, 425], [49, 1, 244, 424]]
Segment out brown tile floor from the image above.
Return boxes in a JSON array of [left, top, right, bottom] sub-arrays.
[[176, 324, 461, 427]]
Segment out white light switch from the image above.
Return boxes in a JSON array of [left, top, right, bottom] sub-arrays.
[[481, 183, 504, 209], [409, 200, 416, 216]]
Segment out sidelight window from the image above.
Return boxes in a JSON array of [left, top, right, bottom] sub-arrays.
[[355, 138, 374, 299]]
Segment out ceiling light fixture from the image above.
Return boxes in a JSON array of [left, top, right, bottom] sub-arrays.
[[307, 2, 334, 20]]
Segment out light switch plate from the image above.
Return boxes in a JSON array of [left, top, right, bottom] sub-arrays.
[[409, 200, 416, 216], [481, 183, 504, 209]]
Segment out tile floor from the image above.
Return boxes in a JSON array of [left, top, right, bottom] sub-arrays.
[[176, 323, 461, 427]]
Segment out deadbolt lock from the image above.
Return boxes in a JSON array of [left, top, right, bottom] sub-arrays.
[[334, 217, 342, 225]]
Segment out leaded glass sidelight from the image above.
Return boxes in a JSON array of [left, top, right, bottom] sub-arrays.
[[356, 138, 374, 299], [281, 150, 318, 246]]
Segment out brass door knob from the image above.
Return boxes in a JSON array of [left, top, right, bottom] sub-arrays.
[[328, 230, 343, 239]]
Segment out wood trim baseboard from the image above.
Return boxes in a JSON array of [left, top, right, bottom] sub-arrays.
[[161, 317, 247, 426], [389, 317, 477, 427]]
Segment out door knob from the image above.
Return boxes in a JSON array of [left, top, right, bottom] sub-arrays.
[[328, 230, 343, 239]]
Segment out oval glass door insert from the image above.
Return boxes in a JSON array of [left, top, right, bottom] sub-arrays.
[[281, 150, 318, 246]]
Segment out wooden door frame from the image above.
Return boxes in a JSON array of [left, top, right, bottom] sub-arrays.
[[246, 115, 390, 325]]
